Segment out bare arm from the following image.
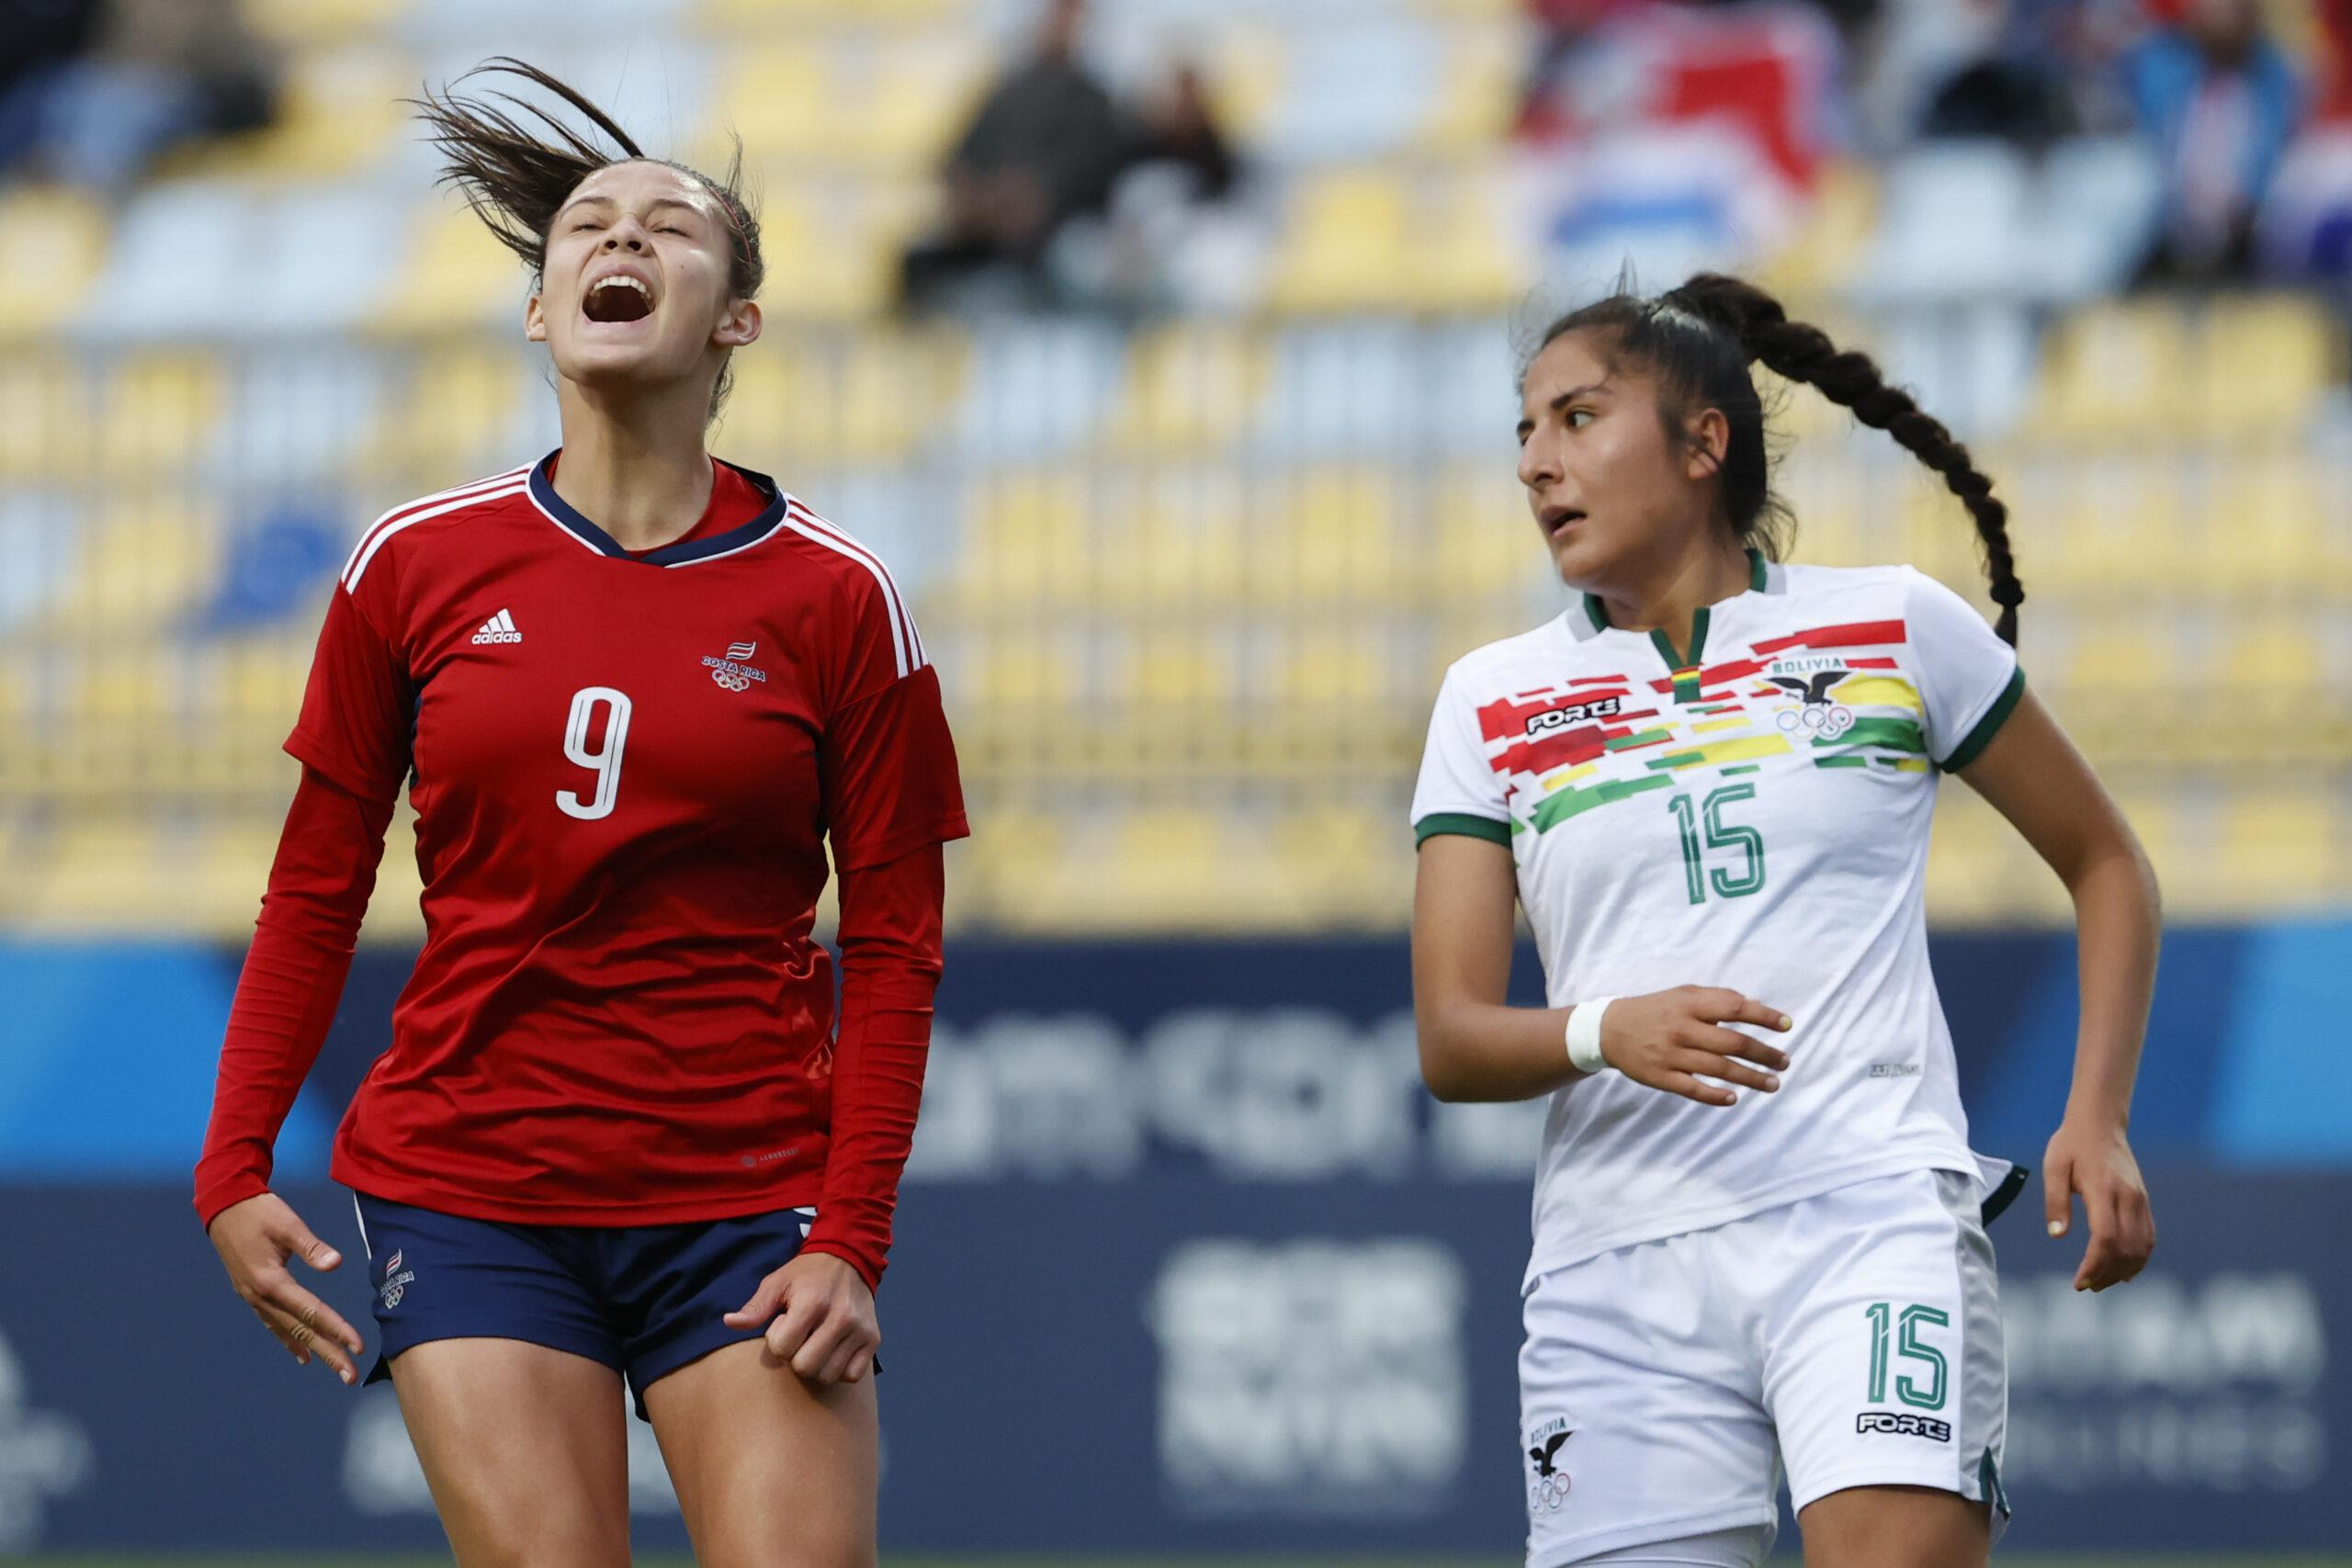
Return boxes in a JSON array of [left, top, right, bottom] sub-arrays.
[[1410, 835, 1792, 1105], [1957, 686, 2161, 1291]]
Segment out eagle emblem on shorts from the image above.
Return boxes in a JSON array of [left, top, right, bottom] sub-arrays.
[[1526, 1416, 1575, 1513]]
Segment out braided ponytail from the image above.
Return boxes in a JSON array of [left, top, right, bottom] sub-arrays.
[[1526, 273, 2025, 646], [1661, 276, 2022, 645]]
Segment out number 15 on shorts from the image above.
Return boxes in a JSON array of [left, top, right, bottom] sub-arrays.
[[1863, 1301, 1948, 1410]]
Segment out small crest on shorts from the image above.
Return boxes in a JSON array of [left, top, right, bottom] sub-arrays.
[[379, 1249, 416, 1311], [1525, 1415, 1574, 1513]]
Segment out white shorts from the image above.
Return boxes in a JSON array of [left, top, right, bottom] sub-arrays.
[[1518, 1168, 2008, 1567]]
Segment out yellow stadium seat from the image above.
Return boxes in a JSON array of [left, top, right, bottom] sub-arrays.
[[1411, 165, 1523, 311], [2031, 299, 2188, 443], [96, 351, 228, 475], [2196, 451, 2325, 603], [42, 496, 220, 634], [370, 203, 528, 336], [720, 328, 969, 462], [2050, 624, 2175, 761], [379, 348, 528, 477], [753, 185, 892, 321], [1120, 635, 1234, 710], [0, 350, 94, 483], [716, 39, 979, 171], [1267, 169, 1413, 313], [865, 47, 987, 169], [2190, 295, 2337, 437], [1429, 461, 1541, 604], [0, 658, 34, 797], [2038, 453, 2187, 602], [1925, 790, 2033, 925], [1247, 470, 1406, 603], [1104, 323, 1269, 454], [239, 0, 402, 48], [17, 819, 165, 931], [2210, 624, 2332, 766], [1205, 26, 1288, 150], [1274, 803, 1408, 923], [1419, 23, 1520, 153], [967, 637, 1085, 710], [702, 0, 967, 24], [0, 185, 107, 334], [958, 471, 1093, 608], [1275, 635, 1388, 706], [1774, 455, 1872, 567], [1097, 807, 1329, 932], [714, 44, 833, 163], [1091, 481, 1248, 610], [1758, 160, 1878, 299], [2213, 789, 2342, 911], [176, 48, 404, 181]]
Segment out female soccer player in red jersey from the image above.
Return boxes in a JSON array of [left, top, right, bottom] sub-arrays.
[[196, 61, 966, 1567], [1411, 276, 2160, 1568]]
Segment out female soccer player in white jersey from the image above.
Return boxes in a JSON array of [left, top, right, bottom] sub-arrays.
[[195, 62, 966, 1568], [1411, 276, 2159, 1568]]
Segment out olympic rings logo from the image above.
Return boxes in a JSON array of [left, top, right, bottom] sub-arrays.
[[713, 669, 752, 692], [1777, 704, 1855, 739]]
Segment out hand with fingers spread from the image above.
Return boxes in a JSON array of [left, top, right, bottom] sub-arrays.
[[723, 1251, 879, 1385], [2042, 1117, 2155, 1292], [206, 1192, 366, 1385], [1593, 986, 1795, 1107]]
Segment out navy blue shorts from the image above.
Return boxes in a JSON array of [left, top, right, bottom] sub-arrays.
[[352, 1192, 816, 1419]]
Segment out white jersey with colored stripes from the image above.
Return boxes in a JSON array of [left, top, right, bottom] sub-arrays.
[[1410, 555, 2025, 1284]]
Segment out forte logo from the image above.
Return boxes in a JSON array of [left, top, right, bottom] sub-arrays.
[[1525, 696, 1623, 737]]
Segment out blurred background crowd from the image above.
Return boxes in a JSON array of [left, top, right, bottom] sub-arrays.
[[0, 2, 2346, 1561], [0, 0, 2344, 937]]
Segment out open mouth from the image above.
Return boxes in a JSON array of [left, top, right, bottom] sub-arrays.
[[1541, 506, 1585, 538], [582, 275, 654, 324]]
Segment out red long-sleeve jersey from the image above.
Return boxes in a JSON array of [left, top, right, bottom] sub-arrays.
[[195, 455, 967, 1289]]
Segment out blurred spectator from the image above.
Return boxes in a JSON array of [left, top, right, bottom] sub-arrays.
[[2129, 0, 2304, 283], [0, 0, 100, 173], [899, 0, 1128, 312], [1515, 4, 1843, 282], [1125, 62, 1238, 206], [1058, 59, 1254, 313], [0, 0, 276, 198], [2259, 0, 2352, 285]]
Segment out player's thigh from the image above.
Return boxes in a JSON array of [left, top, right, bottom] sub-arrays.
[[1758, 1169, 2007, 1557], [1520, 1237, 1777, 1567], [390, 1337, 632, 1568], [642, 1337, 877, 1568], [1799, 1483, 1987, 1568]]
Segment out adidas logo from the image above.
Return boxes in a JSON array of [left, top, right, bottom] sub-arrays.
[[470, 609, 522, 646]]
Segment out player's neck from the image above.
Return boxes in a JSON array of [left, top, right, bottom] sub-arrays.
[[550, 383, 718, 553], [1589, 538, 1752, 649]]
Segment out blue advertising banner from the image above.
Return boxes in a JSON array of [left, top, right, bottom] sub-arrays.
[[0, 932, 2342, 1555]]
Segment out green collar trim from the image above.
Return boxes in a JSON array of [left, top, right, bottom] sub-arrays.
[[1650, 606, 1710, 672], [1580, 548, 1766, 634]]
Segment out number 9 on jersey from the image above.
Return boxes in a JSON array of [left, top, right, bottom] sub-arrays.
[[557, 685, 632, 820]]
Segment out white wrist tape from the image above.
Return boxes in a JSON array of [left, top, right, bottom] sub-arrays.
[[1566, 998, 1617, 1076]]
